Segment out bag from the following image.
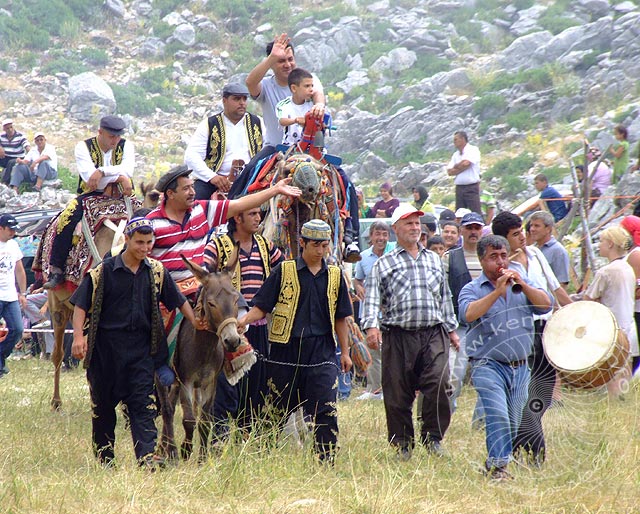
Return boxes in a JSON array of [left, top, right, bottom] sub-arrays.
[[347, 317, 371, 376]]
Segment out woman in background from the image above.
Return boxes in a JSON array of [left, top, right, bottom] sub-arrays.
[[584, 226, 638, 398]]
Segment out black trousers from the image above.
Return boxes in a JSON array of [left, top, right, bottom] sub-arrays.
[[381, 325, 451, 449], [194, 179, 219, 200], [267, 334, 339, 460], [213, 324, 269, 433], [86, 333, 158, 464], [513, 320, 555, 460], [49, 191, 101, 269], [455, 182, 482, 213]]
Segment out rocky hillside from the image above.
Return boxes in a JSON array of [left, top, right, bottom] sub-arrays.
[[1, 0, 639, 211]]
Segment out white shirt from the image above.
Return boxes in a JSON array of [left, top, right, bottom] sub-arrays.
[[275, 97, 314, 145], [254, 73, 323, 147], [74, 139, 135, 191], [448, 142, 481, 185], [0, 239, 23, 302], [184, 113, 264, 183], [521, 245, 561, 321], [25, 143, 58, 171]]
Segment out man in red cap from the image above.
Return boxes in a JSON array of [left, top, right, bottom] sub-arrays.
[[362, 203, 460, 460]]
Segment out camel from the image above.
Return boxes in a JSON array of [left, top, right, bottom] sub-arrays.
[[140, 181, 161, 209], [33, 195, 139, 410]]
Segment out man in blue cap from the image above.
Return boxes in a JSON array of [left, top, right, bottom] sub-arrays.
[[184, 82, 264, 200], [238, 219, 353, 463], [44, 115, 135, 289]]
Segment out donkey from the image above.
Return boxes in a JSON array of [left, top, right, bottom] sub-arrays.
[[157, 253, 242, 462]]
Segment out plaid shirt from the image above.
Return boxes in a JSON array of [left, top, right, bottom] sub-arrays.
[[362, 245, 458, 332]]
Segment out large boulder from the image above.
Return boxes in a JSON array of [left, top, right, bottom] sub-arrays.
[[68, 72, 116, 122], [173, 23, 196, 46]]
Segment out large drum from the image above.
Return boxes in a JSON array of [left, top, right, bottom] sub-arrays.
[[542, 302, 630, 389]]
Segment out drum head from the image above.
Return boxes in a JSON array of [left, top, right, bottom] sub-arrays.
[[543, 302, 618, 372]]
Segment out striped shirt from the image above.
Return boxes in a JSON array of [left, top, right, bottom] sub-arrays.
[[147, 200, 229, 281], [0, 130, 29, 159], [362, 245, 458, 332], [202, 235, 283, 302]]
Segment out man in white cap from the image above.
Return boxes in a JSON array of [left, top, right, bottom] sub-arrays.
[[0, 119, 30, 185], [362, 203, 459, 460], [238, 218, 353, 463], [10, 132, 58, 192], [184, 83, 264, 200]]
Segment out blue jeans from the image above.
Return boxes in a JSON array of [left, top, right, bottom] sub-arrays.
[[0, 300, 24, 371], [337, 346, 351, 400], [471, 359, 530, 469]]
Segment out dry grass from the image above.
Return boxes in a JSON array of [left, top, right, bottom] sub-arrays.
[[1, 358, 639, 514]]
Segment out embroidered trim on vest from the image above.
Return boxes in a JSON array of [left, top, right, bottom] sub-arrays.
[[84, 258, 164, 369], [213, 233, 271, 291], [269, 261, 341, 345], [78, 137, 126, 193], [205, 113, 263, 173]]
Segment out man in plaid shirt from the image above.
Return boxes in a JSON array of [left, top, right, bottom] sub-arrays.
[[362, 203, 459, 461]]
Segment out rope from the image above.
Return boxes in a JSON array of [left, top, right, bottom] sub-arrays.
[[216, 317, 238, 338], [253, 348, 339, 370]]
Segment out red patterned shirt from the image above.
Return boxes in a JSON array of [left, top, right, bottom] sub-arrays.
[[147, 200, 229, 281]]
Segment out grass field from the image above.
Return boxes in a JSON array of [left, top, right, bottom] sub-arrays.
[[0, 357, 638, 514]]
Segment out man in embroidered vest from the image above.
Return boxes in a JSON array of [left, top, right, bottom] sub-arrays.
[[184, 83, 264, 200], [69, 218, 200, 469], [362, 203, 460, 461], [238, 219, 353, 463], [203, 207, 283, 436], [43, 115, 135, 289]]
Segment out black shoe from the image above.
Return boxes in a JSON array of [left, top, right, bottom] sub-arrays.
[[425, 440, 446, 457], [343, 243, 361, 263], [396, 445, 412, 462], [43, 273, 65, 290]]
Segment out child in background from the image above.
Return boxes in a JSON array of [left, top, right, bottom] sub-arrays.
[[276, 68, 315, 146], [426, 235, 446, 257], [610, 125, 629, 182]]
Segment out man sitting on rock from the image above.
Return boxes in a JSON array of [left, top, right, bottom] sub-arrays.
[[10, 132, 58, 192], [0, 119, 30, 185]]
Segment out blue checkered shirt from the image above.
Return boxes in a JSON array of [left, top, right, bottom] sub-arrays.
[[361, 245, 458, 333]]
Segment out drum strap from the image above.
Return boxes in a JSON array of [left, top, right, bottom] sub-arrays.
[[531, 251, 560, 309]]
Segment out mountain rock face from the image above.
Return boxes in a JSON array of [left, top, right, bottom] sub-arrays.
[[0, 0, 639, 212]]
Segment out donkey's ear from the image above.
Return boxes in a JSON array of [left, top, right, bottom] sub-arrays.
[[181, 254, 208, 284], [223, 241, 240, 274]]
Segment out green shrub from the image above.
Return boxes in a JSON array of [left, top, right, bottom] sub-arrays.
[[57, 166, 77, 193], [137, 67, 175, 95], [506, 108, 541, 131], [362, 41, 397, 67], [473, 94, 507, 117], [152, 21, 174, 41], [41, 57, 87, 76], [502, 175, 528, 195], [0, 59, 8, 72], [539, 16, 579, 35], [111, 84, 156, 116], [613, 107, 635, 124], [80, 48, 110, 66], [152, 95, 183, 114], [542, 165, 570, 184], [404, 53, 450, 81], [486, 152, 536, 180]]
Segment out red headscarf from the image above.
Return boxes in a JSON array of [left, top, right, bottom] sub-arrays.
[[620, 216, 640, 247]]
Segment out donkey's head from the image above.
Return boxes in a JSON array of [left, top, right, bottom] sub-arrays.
[[181, 252, 242, 352]]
